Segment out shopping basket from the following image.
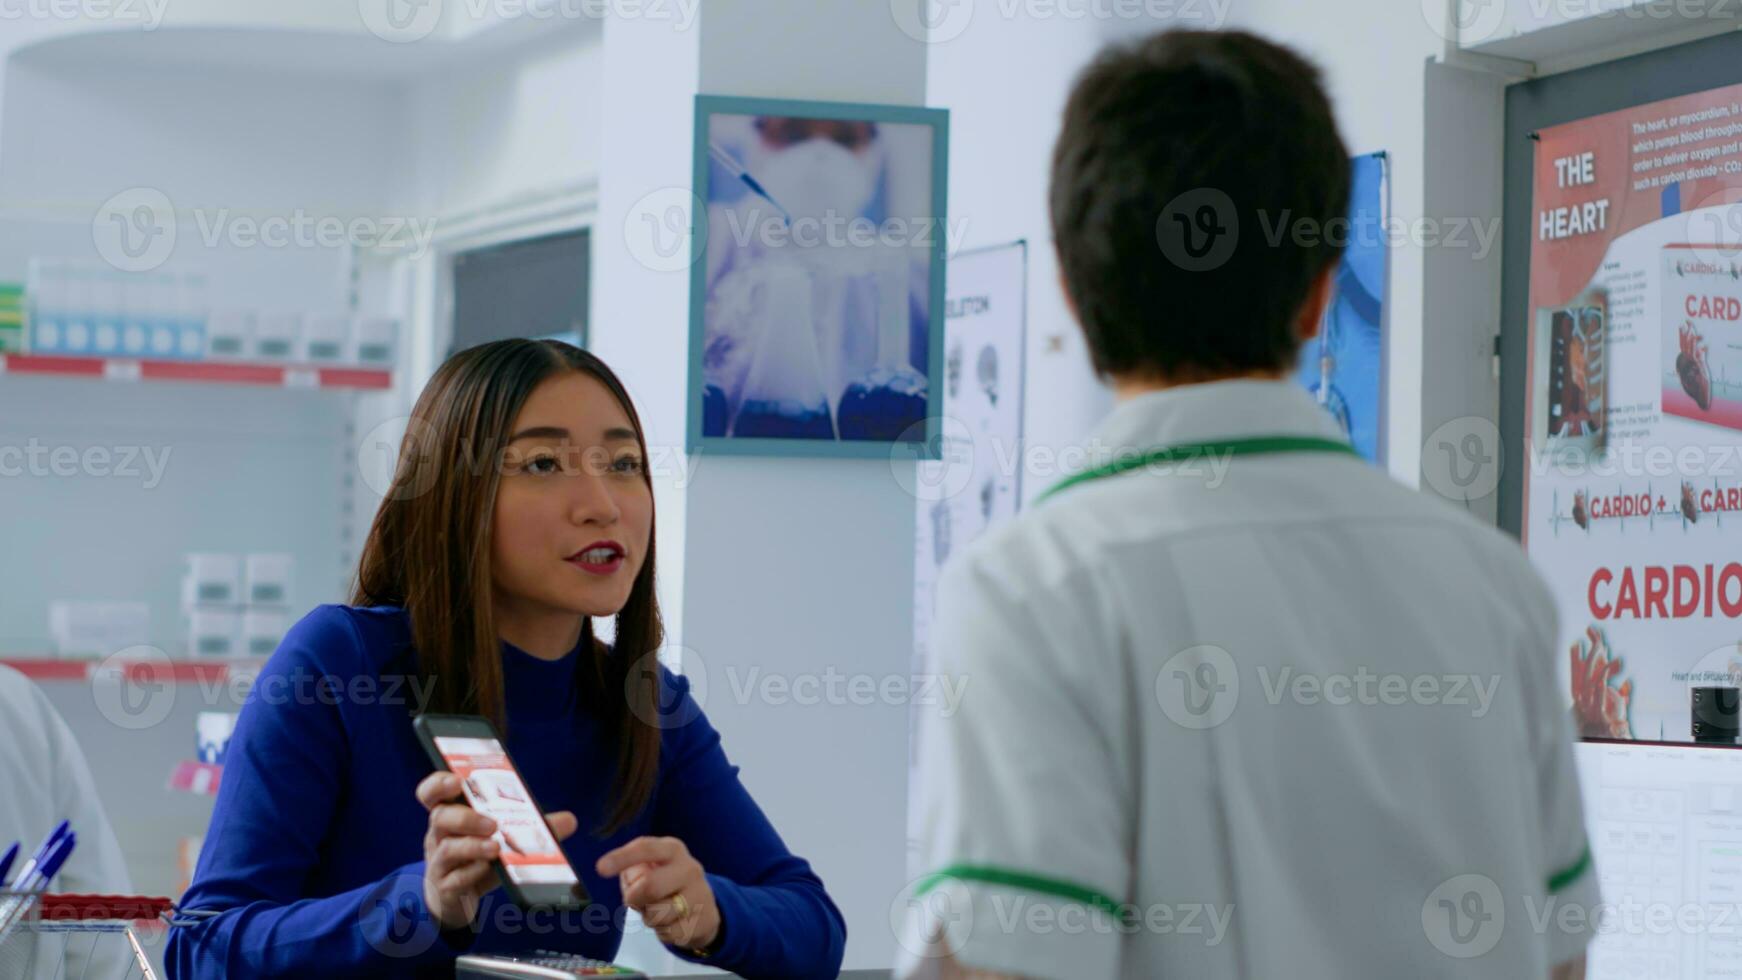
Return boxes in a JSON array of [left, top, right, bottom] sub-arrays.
[[0, 892, 207, 979]]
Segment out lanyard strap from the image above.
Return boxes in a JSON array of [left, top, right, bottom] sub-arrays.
[[1037, 435, 1358, 504]]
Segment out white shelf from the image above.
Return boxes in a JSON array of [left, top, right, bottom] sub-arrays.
[[10, 16, 603, 80]]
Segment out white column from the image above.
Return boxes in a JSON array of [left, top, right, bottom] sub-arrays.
[[595, 0, 931, 970], [684, 0, 931, 971]]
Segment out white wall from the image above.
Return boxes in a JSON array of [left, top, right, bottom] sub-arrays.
[[400, 25, 605, 222], [673, 0, 931, 970], [923, 4, 1114, 506]]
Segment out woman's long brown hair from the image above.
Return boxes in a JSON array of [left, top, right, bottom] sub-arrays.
[[351, 339, 663, 834]]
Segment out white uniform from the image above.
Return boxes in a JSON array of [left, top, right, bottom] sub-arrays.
[[900, 380, 1597, 979], [0, 665, 134, 980]]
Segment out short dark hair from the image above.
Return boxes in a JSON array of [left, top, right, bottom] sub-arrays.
[[1050, 30, 1351, 380]]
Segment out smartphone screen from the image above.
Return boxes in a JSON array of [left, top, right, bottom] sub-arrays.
[[430, 735, 578, 887]]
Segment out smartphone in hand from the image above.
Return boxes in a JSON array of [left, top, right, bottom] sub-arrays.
[[413, 713, 590, 911]]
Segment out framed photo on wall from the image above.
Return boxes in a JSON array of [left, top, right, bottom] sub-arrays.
[[687, 94, 950, 457]]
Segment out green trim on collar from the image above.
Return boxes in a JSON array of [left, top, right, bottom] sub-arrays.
[[1038, 435, 1359, 504]]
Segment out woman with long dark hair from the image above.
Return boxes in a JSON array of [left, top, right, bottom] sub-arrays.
[[167, 340, 846, 978]]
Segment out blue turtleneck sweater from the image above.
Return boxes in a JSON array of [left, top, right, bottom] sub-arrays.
[[165, 604, 846, 978]]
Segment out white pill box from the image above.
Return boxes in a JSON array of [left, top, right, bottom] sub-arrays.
[[48, 601, 151, 657], [352, 316, 398, 366], [206, 310, 255, 361], [241, 608, 290, 657], [253, 312, 302, 361], [301, 314, 350, 364], [184, 553, 242, 608], [189, 609, 240, 657], [244, 553, 293, 606]]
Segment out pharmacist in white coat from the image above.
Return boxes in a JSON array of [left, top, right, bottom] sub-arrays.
[[900, 30, 1595, 980], [0, 665, 134, 979]]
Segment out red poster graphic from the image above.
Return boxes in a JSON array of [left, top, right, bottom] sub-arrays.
[[1523, 81, 1742, 745]]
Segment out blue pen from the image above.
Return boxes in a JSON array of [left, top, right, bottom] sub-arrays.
[[0, 843, 18, 888], [20, 833, 75, 895], [10, 820, 68, 893], [709, 141, 794, 227]]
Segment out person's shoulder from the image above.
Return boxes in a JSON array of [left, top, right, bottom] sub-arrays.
[[0, 663, 56, 733], [1339, 473, 1558, 629], [267, 603, 414, 678], [638, 660, 723, 758], [0, 662, 39, 702], [946, 501, 1083, 592]]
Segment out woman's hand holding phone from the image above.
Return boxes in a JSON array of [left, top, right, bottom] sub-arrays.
[[597, 837, 721, 952], [415, 771, 579, 929]]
